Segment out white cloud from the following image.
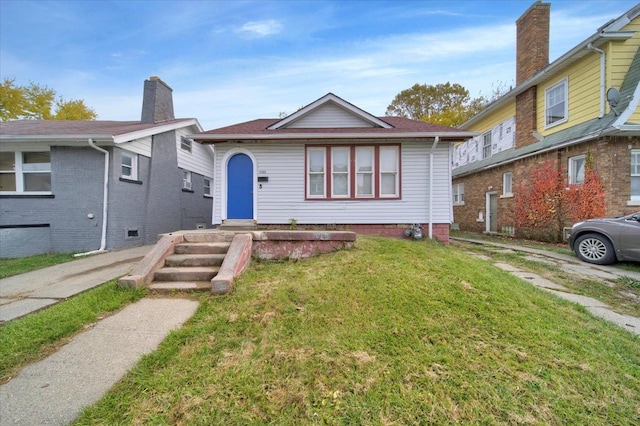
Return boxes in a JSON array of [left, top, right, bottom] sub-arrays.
[[236, 19, 283, 38]]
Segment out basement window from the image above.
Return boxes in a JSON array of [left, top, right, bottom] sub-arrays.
[[126, 228, 139, 239]]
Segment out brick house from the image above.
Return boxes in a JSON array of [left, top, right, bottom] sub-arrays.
[[0, 77, 214, 257], [452, 2, 640, 240]]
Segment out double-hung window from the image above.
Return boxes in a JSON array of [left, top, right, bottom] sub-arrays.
[[0, 151, 51, 193], [546, 77, 568, 128], [306, 145, 400, 199], [631, 150, 640, 201], [569, 155, 585, 184], [356, 147, 374, 197], [121, 151, 138, 180], [307, 148, 326, 198], [482, 131, 492, 159], [182, 170, 192, 190], [502, 172, 513, 196], [204, 178, 212, 196], [180, 136, 192, 153], [331, 147, 350, 197], [453, 183, 464, 205]]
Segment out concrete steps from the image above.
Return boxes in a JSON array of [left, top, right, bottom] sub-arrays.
[[149, 237, 232, 293]]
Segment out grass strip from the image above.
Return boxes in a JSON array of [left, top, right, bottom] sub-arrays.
[[0, 252, 77, 279], [74, 237, 640, 425], [0, 281, 146, 382]]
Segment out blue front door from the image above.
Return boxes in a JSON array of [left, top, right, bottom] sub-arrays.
[[227, 153, 253, 219]]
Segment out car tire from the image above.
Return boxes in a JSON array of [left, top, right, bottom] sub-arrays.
[[574, 233, 617, 265]]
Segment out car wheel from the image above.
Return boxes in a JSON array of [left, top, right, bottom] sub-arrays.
[[574, 233, 616, 265]]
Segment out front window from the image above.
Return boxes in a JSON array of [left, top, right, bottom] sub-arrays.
[[356, 147, 374, 197], [331, 147, 350, 197], [503, 172, 513, 196], [182, 170, 192, 190], [307, 148, 326, 197], [631, 150, 640, 200], [453, 183, 464, 205], [121, 151, 138, 180], [569, 155, 585, 184], [546, 77, 568, 127], [204, 178, 212, 196], [482, 131, 492, 159], [306, 145, 400, 199], [0, 151, 51, 193], [380, 146, 399, 197]]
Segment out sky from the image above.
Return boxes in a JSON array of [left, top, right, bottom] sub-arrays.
[[1, 0, 638, 130]]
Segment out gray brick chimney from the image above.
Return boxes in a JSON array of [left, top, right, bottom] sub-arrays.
[[141, 76, 175, 124]]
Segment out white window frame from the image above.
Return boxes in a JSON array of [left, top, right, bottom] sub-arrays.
[[631, 149, 640, 201], [356, 146, 375, 198], [482, 131, 492, 159], [568, 155, 586, 185], [182, 169, 192, 190], [453, 183, 464, 205], [121, 151, 138, 180], [0, 150, 52, 194], [180, 136, 192, 153], [545, 77, 568, 128], [331, 147, 350, 198], [502, 172, 513, 197], [307, 147, 326, 198], [379, 146, 399, 198], [203, 177, 212, 197]]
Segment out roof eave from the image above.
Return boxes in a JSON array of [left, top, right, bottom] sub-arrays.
[[191, 131, 478, 143]]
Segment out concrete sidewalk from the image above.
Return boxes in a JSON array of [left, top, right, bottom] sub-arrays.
[[0, 245, 152, 323], [0, 298, 199, 425], [0, 246, 201, 425]]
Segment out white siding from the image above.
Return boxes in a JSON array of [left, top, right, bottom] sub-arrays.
[[118, 136, 152, 157], [213, 141, 452, 225], [176, 128, 214, 177], [285, 103, 376, 128]]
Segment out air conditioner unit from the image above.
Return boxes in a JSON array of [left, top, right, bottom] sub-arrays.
[[183, 180, 192, 190]]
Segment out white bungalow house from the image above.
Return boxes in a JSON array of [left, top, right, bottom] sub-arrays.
[[192, 93, 475, 242]]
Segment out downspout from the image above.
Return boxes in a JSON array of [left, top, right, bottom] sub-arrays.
[[428, 136, 439, 239], [74, 138, 109, 257], [587, 42, 606, 118]]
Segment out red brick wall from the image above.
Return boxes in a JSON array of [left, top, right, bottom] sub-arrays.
[[515, 87, 538, 149]]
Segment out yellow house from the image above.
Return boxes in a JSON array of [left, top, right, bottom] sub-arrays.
[[452, 1, 640, 241]]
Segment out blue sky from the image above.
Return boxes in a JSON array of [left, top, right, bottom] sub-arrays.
[[1, 0, 638, 129]]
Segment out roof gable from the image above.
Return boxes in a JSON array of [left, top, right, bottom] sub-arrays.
[[268, 93, 393, 130]]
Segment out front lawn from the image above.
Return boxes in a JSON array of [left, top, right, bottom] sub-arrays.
[[74, 237, 640, 425]]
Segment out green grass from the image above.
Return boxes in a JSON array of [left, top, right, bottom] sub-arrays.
[[0, 252, 77, 279], [0, 281, 146, 382], [72, 237, 640, 425]]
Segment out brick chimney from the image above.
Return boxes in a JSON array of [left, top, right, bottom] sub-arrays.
[[515, 1, 550, 149], [141, 76, 175, 124]]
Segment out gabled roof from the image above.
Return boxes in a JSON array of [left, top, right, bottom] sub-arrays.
[[0, 118, 202, 145], [267, 93, 393, 130], [193, 93, 476, 143], [463, 3, 640, 129]]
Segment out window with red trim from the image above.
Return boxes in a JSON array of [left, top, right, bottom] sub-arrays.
[[305, 145, 400, 200]]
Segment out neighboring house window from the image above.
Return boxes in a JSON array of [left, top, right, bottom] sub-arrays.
[[0, 151, 51, 193], [180, 137, 192, 153], [121, 151, 138, 180], [380, 146, 399, 197], [568, 155, 586, 184], [356, 147, 375, 197], [503, 172, 513, 196], [204, 178, 212, 196], [631, 150, 640, 200], [182, 170, 192, 190], [306, 145, 400, 199], [482, 131, 492, 159], [545, 77, 568, 128], [307, 147, 326, 197], [453, 183, 464, 205], [331, 147, 350, 197]]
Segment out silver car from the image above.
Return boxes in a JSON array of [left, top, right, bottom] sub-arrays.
[[568, 212, 640, 265]]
